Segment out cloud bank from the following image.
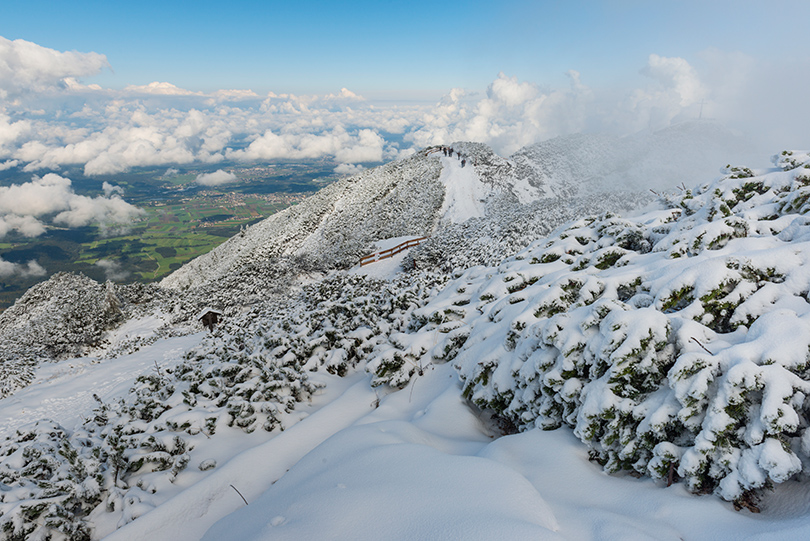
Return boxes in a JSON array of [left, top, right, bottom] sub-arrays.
[[0, 36, 806, 176], [0, 174, 144, 239], [0, 36, 109, 98], [95, 259, 129, 281]]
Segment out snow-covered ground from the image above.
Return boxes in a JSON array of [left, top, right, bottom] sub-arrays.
[[0, 332, 197, 440], [9, 349, 806, 540], [437, 154, 491, 223], [5, 145, 810, 540], [202, 362, 810, 541], [2, 315, 809, 539]]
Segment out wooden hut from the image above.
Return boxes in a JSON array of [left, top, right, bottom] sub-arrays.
[[197, 307, 223, 331]]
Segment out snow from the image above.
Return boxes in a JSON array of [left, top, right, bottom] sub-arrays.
[[192, 363, 810, 540], [194, 307, 222, 321], [105, 370, 376, 541], [351, 235, 424, 280], [2, 333, 786, 540], [8, 320, 808, 540], [0, 332, 200, 440], [437, 154, 491, 223], [6, 140, 810, 539]]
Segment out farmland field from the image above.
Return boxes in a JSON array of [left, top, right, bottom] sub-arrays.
[[0, 160, 346, 310], [76, 192, 306, 280]]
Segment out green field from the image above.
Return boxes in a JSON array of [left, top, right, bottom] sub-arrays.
[[0, 159, 354, 310], [0, 193, 307, 309], [77, 195, 302, 280]]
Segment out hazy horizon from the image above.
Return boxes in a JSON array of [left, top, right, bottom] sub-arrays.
[[1, 0, 809, 280], [2, 1, 808, 173]]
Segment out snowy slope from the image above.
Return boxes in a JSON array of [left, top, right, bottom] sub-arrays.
[[5, 332, 809, 540], [160, 122, 749, 294], [159, 144, 520, 293], [373, 150, 810, 504], [201, 362, 810, 541], [160, 150, 448, 291], [0, 273, 125, 398], [1, 131, 791, 541]]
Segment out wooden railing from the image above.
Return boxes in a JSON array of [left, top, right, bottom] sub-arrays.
[[360, 237, 428, 266]]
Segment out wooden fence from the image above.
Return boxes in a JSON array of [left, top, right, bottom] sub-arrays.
[[360, 237, 428, 266]]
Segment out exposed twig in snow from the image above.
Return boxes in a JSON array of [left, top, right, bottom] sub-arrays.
[[690, 337, 713, 355], [230, 484, 249, 506]]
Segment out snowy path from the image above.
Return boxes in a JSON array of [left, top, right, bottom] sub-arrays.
[[197, 363, 810, 541], [105, 370, 379, 541], [437, 154, 490, 223], [0, 333, 202, 439]]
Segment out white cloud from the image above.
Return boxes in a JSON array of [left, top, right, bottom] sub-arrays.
[[195, 169, 238, 186], [54, 191, 144, 228], [334, 129, 385, 163], [0, 257, 46, 278], [123, 81, 201, 96], [334, 163, 365, 176], [0, 36, 801, 174], [641, 54, 704, 107], [0, 173, 74, 216], [226, 126, 387, 164], [487, 72, 539, 107], [406, 71, 594, 155], [0, 214, 46, 237], [0, 36, 109, 97], [62, 77, 104, 92], [210, 89, 260, 100], [605, 53, 710, 134], [95, 259, 129, 281], [102, 181, 124, 196], [0, 173, 144, 238], [323, 88, 365, 102], [0, 112, 31, 158]]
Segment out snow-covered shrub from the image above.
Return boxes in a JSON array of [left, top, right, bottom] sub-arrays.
[[0, 274, 126, 398], [383, 154, 810, 504], [0, 419, 103, 541], [0, 311, 328, 538], [773, 150, 810, 172], [404, 191, 649, 275], [200, 270, 445, 385]]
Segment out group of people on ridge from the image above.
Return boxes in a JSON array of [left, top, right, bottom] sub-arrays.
[[440, 146, 470, 168]]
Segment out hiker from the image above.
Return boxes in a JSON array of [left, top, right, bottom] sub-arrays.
[[461, 159, 466, 168]]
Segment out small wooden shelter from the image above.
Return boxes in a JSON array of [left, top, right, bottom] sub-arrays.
[[197, 307, 223, 331]]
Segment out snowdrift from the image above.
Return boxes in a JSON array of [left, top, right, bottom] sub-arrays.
[[379, 150, 810, 503]]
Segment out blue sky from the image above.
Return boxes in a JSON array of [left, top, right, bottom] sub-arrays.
[[1, 0, 809, 274], [3, 0, 806, 99], [0, 0, 808, 190]]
